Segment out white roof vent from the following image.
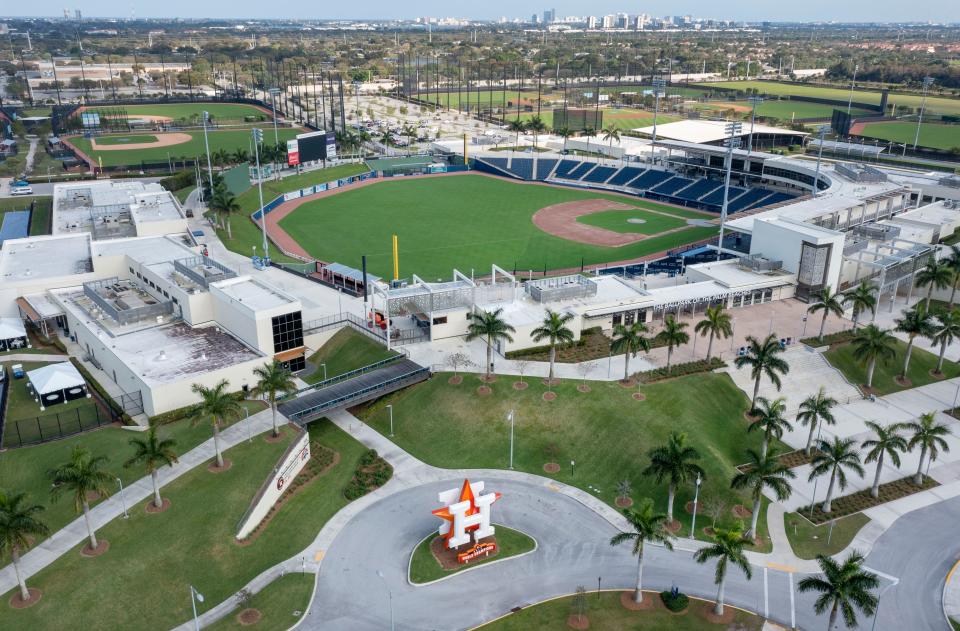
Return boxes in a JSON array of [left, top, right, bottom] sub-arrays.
[[156, 350, 167, 361]]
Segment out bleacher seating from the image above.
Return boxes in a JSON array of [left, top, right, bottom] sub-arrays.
[[762, 192, 796, 206], [535, 159, 558, 180], [566, 162, 596, 179], [606, 167, 644, 186], [553, 159, 581, 178], [701, 185, 746, 207], [510, 158, 534, 181], [728, 188, 774, 213], [627, 169, 674, 190], [651, 176, 695, 196], [675, 178, 722, 203], [482, 157, 510, 174], [582, 166, 618, 184]]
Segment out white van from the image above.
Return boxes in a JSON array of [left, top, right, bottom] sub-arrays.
[[10, 186, 33, 196]]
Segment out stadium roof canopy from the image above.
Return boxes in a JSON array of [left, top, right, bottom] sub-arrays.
[[632, 119, 808, 145], [808, 139, 886, 156]]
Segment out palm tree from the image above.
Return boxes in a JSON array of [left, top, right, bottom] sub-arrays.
[[931, 309, 960, 374], [189, 379, 242, 469], [231, 148, 249, 164], [581, 126, 596, 154], [731, 449, 795, 540], [252, 361, 297, 437], [943, 244, 960, 308], [610, 321, 651, 382], [894, 306, 934, 380], [807, 285, 845, 342], [843, 281, 877, 330], [49, 446, 113, 551], [694, 305, 733, 361], [657, 314, 690, 373], [904, 412, 951, 486], [734, 334, 790, 413], [642, 432, 705, 524], [526, 116, 546, 149], [531, 310, 575, 385], [0, 489, 49, 602], [850, 324, 897, 389], [915, 258, 953, 311], [506, 118, 526, 147], [808, 437, 865, 513], [211, 189, 241, 239], [554, 126, 573, 152], [125, 427, 179, 509], [861, 421, 907, 499], [601, 124, 621, 152], [748, 396, 792, 460], [796, 387, 838, 456], [609, 498, 676, 604], [693, 527, 753, 616], [465, 308, 516, 381], [798, 552, 879, 630]]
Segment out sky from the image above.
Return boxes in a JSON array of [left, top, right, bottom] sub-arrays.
[[2, 1, 959, 23]]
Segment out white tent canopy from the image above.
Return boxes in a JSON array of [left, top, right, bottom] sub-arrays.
[[0, 317, 26, 341], [27, 362, 86, 396]]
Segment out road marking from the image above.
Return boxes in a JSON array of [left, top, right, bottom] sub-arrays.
[[863, 566, 901, 584], [946, 558, 960, 586], [314, 550, 325, 562], [767, 561, 797, 573], [763, 567, 769, 619], [789, 571, 796, 630], [547, 483, 562, 492]]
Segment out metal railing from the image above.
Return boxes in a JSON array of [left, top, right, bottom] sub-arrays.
[[283, 353, 406, 399], [288, 366, 430, 422]]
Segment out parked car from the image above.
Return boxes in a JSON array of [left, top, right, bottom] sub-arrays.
[[11, 364, 25, 379], [10, 186, 33, 196]]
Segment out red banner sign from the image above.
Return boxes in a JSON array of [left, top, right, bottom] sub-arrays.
[[457, 541, 497, 564]]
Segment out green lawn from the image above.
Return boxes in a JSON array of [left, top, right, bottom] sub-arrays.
[[693, 100, 872, 121], [823, 338, 960, 395], [358, 372, 777, 547], [860, 121, 960, 151], [2, 360, 96, 423], [70, 128, 302, 167], [0, 399, 266, 536], [0, 196, 54, 236], [304, 328, 398, 384], [173, 185, 195, 204], [784, 512, 870, 560], [0, 150, 27, 178], [278, 175, 717, 278], [86, 103, 270, 122], [213, 163, 370, 266], [0, 420, 374, 630], [576, 209, 688, 235], [478, 590, 764, 630], [94, 134, 159, 145], [698, 80, 960, 117], [204, 572, 314, 631], [409, 526, 536, 584]]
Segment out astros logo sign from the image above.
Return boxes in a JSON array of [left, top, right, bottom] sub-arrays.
[[431, 479, 501, 551]]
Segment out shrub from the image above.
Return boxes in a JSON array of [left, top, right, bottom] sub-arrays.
[[660, 590, 689, 612], [800, 329, 857, 347], [68, 357, 133, 424], [343, 449, 393, 500], [634, 357, 726, 383]]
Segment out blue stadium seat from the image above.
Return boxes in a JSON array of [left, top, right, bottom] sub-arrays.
[[480, 157, 511, 174], [760, 191, 796, 206], [701, 185, 746, 206], [510, 158, 535, 180], [606, 167, 644, 186], [581, 166, 618, 184], [627, 170, 673, 190], [553, 159, 582, 178], [727, 188, 775, 213], [675, 178, 723, 202], [535, 159, 558, 180], [566, 162, 596, 179], [651, 176, 694, 196]]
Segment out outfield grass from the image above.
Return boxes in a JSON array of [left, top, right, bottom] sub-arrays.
[[860, 121, 960, 151], [86, 103, 270, 122], [358, 372, 777, 547], [304, 328, 398, 384], [823, 338, 960, 395], [0, 420, 373, 630], [698, 80, 960, 117], [0, 196, 51, 236], [576, 209, 688, 235], [212, 163, 370, 265], [204, 572, 314, 631], [278, 175, 718, 278], [409, 526, 536, 584], [693, 100, 872, 121], [479, 590, 764, 630], [70, 128, 302, 167], [784, 512, 870, 560]]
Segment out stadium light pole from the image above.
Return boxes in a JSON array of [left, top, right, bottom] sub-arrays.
[[913, 76, 934, 150], [252, 128, 269, 263], [811, 124, 830, 198], [747, 96, 763, 155], [650, 76, 666, 160], [268, 87, 281, 145], [202, 111, 214, 210], [845, 64, 859, 116], [716, 122, 743, 262]]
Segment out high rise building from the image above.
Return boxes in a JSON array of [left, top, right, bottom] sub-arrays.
[[601, 14, 615, 29], [543, 9, 555, 23], [587, 16, 598, 29]]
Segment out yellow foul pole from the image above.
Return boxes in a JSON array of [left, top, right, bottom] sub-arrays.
[[392, 234, 399, 281]]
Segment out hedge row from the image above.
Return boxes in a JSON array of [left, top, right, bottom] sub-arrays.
[[800, 328, 857, 347], [635, 357, 726, 383], [150, 390, 247, 426], [67, 357, 133, 425], [343, 449, 393, 500]]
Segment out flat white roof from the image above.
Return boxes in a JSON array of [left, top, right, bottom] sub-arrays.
[[0, 233, 92, 283], [92, 234, 197, 266], [212, 276, 298, 312], [686, 258, 796, 291], [633, 119, 808, 144], [896, 201, 960, 228]]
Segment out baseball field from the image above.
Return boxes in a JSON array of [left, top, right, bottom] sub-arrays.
[[273, 173, 718, 278], [690, 100, 873, 120], [82, 102, 272, 122], [69, 127, 302, 167], [856, 120, 960, 151]]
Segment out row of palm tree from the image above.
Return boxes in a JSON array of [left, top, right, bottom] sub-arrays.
[[0, 361, 297, 602], [504, 117, 623, 154]]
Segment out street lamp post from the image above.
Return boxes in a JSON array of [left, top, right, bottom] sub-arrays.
[[913, 76, 934, 150], [811, 124, 830, 197], [507, 409, 515, 469], [746, 96, 762, 154], [689, 473, 701, 538], [846, 64, 859, 116], [570, 459, 576, 477], [116, 477, 128, 519], [189, 585, 204, 631], [320, 363, 328, 381], [252, 128, 269, 263], [715, 122, 743, 261], [386, 404, 394, 436]]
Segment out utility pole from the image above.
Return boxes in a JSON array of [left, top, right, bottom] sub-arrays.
[[846, 64, 859, 116], [913, 76, 934, 150], [716, 122, 743, 261]]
